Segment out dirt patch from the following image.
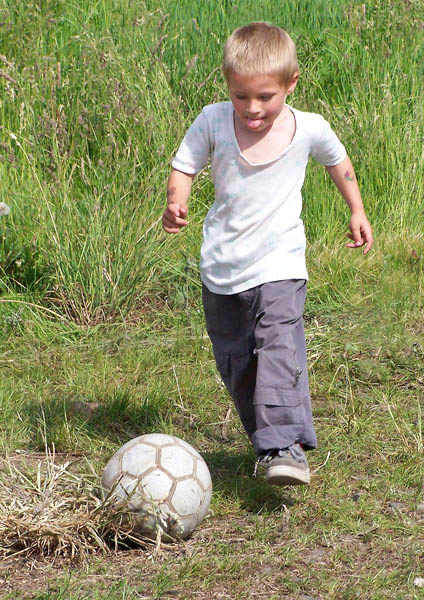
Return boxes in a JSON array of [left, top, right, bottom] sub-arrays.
[[0, 550, 161, 598]]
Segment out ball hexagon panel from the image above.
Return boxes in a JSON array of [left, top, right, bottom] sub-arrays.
[[140, 433, 175, 447], [170, 479, 203, 517], [121, 443, 157, 476], [140, 468, 174, 502], [160, 445, 195, 479]]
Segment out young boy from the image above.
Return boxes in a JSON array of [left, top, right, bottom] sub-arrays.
[[162, 22, 373, 486]]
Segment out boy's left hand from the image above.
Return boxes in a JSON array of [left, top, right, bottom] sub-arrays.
[[347, 212, 373, 255], [326, 156, 373, 256]]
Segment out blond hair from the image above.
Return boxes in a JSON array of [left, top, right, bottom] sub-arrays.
[[223, 22, 298, 86]]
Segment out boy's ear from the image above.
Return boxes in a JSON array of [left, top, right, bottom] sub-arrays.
[[286, 72, 299, 95]]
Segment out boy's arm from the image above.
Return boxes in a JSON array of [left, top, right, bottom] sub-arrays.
[[326, 155, 373, 255], [162, 169, 195, 234]]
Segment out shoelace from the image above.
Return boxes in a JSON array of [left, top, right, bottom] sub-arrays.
[[252, 445, 304, 477], [253, 450, 273, 477]]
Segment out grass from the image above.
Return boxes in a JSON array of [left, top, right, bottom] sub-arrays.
[[1, 0, 423, 322], [1, 0, 424, 598]]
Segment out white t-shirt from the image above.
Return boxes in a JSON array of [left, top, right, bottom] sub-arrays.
[[172, 102, 346, 295]]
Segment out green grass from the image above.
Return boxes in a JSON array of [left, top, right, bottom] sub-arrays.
[[1, 0, 424, 598]]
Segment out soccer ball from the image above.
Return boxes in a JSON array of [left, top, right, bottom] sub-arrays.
[[101, 433, 212, 541]]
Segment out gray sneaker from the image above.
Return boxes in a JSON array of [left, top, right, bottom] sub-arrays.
[[255, 444, 310, 486]]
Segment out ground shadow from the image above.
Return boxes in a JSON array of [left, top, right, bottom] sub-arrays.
[[203, 449, 297, 513], [18, 388, 171, 453]]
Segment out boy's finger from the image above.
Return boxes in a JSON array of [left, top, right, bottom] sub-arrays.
[[163, 209, 188, 224], [162, 213, 188, 232], [168, 203, 188, 217], [346, 231, 373, 254], [168, 216, 188, 226], [362, 233, 374, 255], [346, 231, 363, 247], [163, 219, 184, 233]]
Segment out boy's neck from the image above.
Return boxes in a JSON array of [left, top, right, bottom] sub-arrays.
[[233, 104, 296, 164]]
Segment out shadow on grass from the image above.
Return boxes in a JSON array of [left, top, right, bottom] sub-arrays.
[[203, 449, 297, 513], [19, 388, 171, 453]]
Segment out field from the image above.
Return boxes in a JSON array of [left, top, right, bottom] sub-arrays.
[[0, 0, 423, 598]]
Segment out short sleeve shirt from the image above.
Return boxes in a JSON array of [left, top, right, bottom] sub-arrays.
[[172, 102, 346, 294]]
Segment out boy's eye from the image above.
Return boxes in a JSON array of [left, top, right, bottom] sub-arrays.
[[261, 96, 272, 101]]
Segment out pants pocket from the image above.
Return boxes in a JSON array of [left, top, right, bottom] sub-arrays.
[[253, 389, 305, 429], [253, 388, 302, 407]]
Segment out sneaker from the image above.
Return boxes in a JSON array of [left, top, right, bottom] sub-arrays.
[[255, 444, 310, 486]]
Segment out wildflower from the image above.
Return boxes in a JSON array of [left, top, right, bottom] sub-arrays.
[[9, 133, 21, 147], [0, 202, 10, 216]]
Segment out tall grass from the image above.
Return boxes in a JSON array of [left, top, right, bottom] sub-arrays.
[[0, 0, 423, 322]]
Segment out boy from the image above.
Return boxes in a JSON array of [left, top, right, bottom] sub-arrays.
[[162, 22, 373, 486]]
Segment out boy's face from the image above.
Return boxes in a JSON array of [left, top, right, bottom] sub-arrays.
[[227, 71, 298, 133]]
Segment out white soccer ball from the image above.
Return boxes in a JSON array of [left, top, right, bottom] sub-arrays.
[[101, 433, 212, 540]]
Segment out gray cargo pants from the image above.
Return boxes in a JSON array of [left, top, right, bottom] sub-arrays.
[[202, 279, 317, 455]]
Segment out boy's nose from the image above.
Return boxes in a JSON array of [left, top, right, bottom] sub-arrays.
[[246, 101, 261, 115]]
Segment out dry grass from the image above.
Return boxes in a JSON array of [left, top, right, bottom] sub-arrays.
[[0, 447, 156, 562]]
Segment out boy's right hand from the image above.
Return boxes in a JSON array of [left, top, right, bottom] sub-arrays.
[[162, 203, 188, 234]]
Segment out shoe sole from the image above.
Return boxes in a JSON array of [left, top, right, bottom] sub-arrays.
[[266, 466, 310, 486]]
